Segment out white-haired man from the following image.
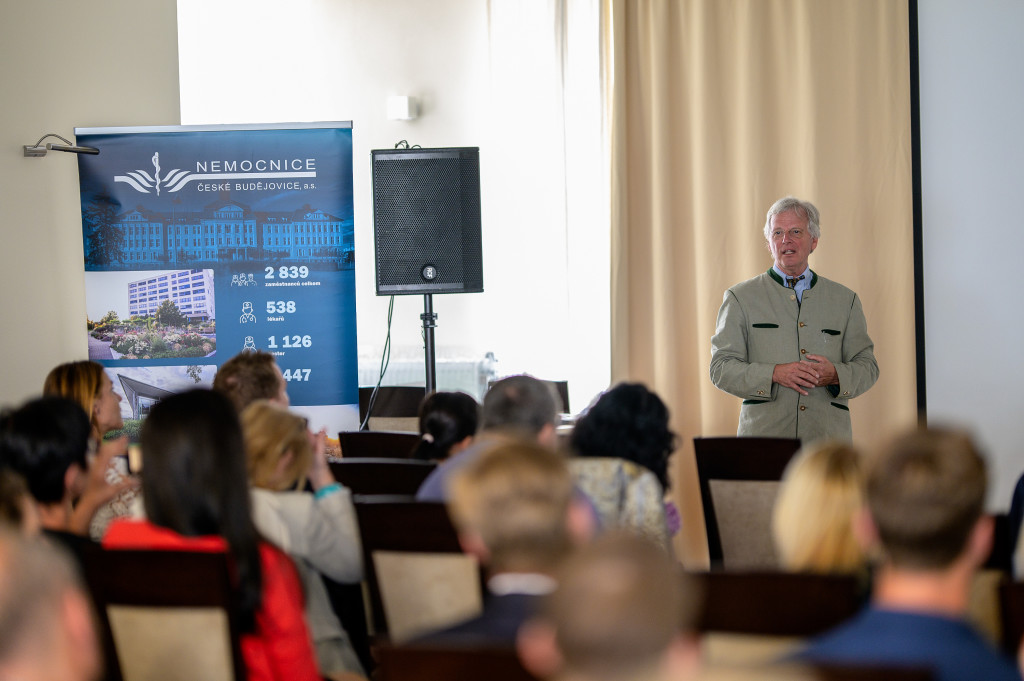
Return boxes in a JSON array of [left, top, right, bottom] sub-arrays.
[[711, 196, 878, 442]]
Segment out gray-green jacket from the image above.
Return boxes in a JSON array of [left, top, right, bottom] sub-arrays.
[[710, 269, 878, 443]]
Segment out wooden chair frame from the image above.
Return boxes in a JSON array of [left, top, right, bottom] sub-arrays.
[[693, 436, 801, 567], [81, 549, 246, 681]]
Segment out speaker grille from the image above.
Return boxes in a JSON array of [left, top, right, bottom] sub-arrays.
[[372, 148, 483, 295]]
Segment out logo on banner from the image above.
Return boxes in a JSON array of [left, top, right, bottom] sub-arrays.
[[114, 151, 318, 194]]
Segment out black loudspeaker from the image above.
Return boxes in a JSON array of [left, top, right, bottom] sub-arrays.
[[372, 147, 483, 295]]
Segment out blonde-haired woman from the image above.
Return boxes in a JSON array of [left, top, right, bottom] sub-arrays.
[[240, 400, 366, 681], [772, 441, 866, 574], [43, 360, 137, 537]]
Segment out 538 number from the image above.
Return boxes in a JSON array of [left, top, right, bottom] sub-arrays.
[[266, 300, 297, 314]]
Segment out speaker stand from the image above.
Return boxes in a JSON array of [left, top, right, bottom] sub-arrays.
[[421, 294, 437, 393]]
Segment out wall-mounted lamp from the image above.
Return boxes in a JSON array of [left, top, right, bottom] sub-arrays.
[[387, 96, 419, 121], [24, 133, 99, 157]]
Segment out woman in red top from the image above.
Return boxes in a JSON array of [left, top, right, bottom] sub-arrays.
[[103, 389, 319, 681]]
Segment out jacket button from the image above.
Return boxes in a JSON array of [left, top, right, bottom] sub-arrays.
[[799, 322, 805, 327], [800, 405, 807, 411], [800, 348, 807, 354]]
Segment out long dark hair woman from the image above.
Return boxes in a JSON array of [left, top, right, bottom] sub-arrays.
[[102, 389, 319, 681], [410, 391, 480, 462]]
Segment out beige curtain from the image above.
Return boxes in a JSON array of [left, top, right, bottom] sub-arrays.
[[603, 0, 917, 566]]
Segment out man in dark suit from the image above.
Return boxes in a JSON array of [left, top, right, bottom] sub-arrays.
[[417, 440, 593, 644], [517, 531, 702, 681], [794, 428, 1019, 681]]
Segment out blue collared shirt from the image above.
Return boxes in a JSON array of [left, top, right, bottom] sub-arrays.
[[773, 264, 812, 302]]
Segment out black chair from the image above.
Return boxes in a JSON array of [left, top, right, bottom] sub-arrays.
[[337, 430, 421, 459], [985, 512, 1013, 572], [329, 457, 436, 496], [374, 643, 538, 681], [693, 436, 801, 568], [358, 386, 425, 430], [812, 665, 933, 681], [354, 497, 483, 642], [694, 570, 860, 637], [80, 549, 246, 681], [998, 577, 1024, 656]]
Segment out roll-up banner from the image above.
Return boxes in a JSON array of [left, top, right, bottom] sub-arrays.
[[76, 123, 358, 446]]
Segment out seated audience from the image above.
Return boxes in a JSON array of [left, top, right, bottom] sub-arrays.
[[416, 374, 560, 501], [418, 440, 594, 644], [793, 427, 1020, 681], [0, 396, 130, 556], [213, 349, 290, 411], [102, 389, 321, 681], [410, 390, 480, 461], [43, 360, 137, 537], [568, 383, 676, 550], [772, 441, 867, 574], [240, 399, 366, 681], [0, 529, 101, 681], [517, 531, 702, 681]]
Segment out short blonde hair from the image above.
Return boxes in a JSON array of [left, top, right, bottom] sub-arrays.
[[448, 440, 573, 574], [240, 400, 311, 491], [772, 441, 865, 573]]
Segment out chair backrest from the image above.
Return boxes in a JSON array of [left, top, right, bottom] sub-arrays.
[[693, 436, 801, 569], [374, 643, 537, 681], [811, 665, 934, 681], [694, 570, 861, 665], [695, 570, 860, 636], [359, 386, 426, 431], [329, 457, 436, 496], [985, 512, 1013, 573], [338, 430, 422, 459], [80, 549, 245, 681], [998, 578, 1024, 656], [354, 497, 483, 643]]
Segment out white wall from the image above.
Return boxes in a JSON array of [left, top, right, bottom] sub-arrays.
[[919, 0, 1024, 509], [0, 0, 180, 406], [177, 0, 610, 411]]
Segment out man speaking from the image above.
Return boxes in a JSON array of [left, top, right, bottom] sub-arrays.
[[710, 196, 878, 442]]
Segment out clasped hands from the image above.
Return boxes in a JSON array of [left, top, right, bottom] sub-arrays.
[[772, 354, 838, 396]]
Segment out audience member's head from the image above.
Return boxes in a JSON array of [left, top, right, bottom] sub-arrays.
[[411, 391, 480, 461], [43, 361, 123, 440], [240, 399, 311, 491], [448, 440, 587, 575], [570, 383, 676, 491], [141, 389, 262, 628], [864, 426, 988, 572], [772, 441, 865, 574], [0, 470, 40, 537], [0, 397, 90, 509], [518, 531, 702, 681], [212, 350, 288, 412], [0, 530, 100, 681], [481, 375, 560, 448]]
